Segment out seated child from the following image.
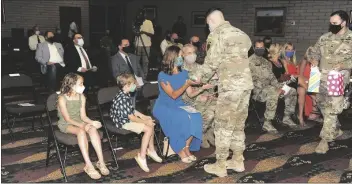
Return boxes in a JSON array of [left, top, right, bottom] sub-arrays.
[[110, 73, 162, 172], [57, 73, 109, 180]]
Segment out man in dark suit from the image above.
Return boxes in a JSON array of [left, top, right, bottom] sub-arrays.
[[111, 38, 145, 81], [111, 38, 145, 107], [64, 33, 98, 94]]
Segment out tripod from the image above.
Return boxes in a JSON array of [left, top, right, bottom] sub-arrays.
[[135, 33, 151, 74]]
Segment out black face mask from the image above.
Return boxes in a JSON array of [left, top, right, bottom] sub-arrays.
[[173, 38, 181, 44], [46, 37, 54, 43], [329, 23, 343, 34], [254, 48, 266, 57], [264, 42, 271, 49], [192, 41, 201, 48], [122, 46, 132, 53]]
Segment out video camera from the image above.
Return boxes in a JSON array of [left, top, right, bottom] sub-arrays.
[[132, 8, 146, 35]]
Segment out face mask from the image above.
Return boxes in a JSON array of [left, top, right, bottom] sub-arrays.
[[184, 54, 197, 64], [77, 38, 84, 47], [174, 56, 184, 67], [122, 46, 132, 53], [285, 51, 294, 58], [46, 37, 54, 43], [130, 84, 137, 92], [73, 85, 85, 94], [208, 23, 215, 32], [192, 41, 201, 48], [35, 31, 40, 35], [264, 42, 271, 49], [254, 48, 265, 57], [329, 23, 343, 34]]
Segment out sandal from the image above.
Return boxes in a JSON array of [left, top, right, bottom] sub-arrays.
[[96, 161, 110, 176], [183, 146, 196, 162], [84, 166, 101, 180]]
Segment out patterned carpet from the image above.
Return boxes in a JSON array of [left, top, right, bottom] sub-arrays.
[[2, 61, 352, 183], [2, 108, 352, 183]]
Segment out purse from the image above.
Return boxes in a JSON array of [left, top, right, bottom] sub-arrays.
[[163, 137, 176, 157]]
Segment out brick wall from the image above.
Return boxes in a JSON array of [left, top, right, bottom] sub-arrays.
[[1, 0, 90, 44], [126, 0, 352, 59]]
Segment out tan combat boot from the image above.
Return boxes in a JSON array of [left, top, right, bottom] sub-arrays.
[[315, 139, 329, 154], [262, 121, 278, 134], [204, 160, 227, 177], [226, 152, 245, 172], [282, 116, 298, 128]]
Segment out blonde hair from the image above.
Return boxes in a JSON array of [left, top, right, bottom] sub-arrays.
[[305, 46, 320, 62], [116, 73, 136, 89], [281, 42, 297, 65], [268, 43, 282, 59], [60, 73, 83, 96], [182, 44, 197, 53]]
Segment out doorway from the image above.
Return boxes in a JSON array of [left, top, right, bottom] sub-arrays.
[[59, 7, 82, 38]]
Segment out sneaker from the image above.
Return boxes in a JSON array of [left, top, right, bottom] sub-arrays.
[[135, 154, 150, 172], [147, 150, 162, 163]]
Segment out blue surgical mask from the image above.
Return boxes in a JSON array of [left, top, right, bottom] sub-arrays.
[[174, 56, 184, 67], [130, 84, 137, 92], [285, 51, 294, 58]]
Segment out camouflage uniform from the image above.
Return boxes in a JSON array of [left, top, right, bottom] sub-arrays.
[[311, 29, 352, 154], [249, 55, 297, 133], [189, 21, 253, 177], [100, 35, 116, 56], [182, 63, 217, 148]]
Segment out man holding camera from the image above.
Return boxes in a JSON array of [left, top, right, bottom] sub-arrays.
[[135, 10, 154, 77]]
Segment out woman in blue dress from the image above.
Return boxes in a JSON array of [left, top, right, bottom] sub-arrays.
[[153, 45, 203, 163]]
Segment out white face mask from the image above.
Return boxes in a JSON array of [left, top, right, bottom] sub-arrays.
[[184, 54, 197, 64], [77, 38, 84, 47], [35, 31, 40, 35], [73, 85, 85, 94]]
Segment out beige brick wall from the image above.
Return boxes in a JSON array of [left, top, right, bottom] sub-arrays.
[[1, 0, 90, 44]]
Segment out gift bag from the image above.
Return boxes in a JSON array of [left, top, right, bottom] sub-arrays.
[[163, 137, 176, 157], [327, 70, 344, 96], [308, 66, 321, 93]]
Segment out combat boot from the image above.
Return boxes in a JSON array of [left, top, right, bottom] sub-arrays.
[[204, 160, 227, 177], [262, 121, 278, 134], [226, 152, 245, 172], [201, 136, 210, 148], [315, 139, 329, 154], [282, 116, 298, 128]]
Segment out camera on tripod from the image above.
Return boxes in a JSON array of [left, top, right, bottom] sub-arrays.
[[132, 8, 146, 35]]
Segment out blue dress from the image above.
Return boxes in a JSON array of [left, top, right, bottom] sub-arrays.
[[152, 70, 202, 153]]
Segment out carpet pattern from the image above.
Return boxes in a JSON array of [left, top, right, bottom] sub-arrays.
[[2, 115, 352, 183]]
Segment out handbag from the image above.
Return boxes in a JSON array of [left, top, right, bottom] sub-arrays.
[[163, 137, 176, 157], [327, 70, 344, 96]]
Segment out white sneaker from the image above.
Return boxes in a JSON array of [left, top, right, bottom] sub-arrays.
[[135, 154, 150, 172], [147, 150, 163, 163]]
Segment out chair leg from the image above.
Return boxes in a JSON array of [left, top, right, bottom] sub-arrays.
[[40, 114, 45, 128], [63, 147, 68, 168], [5, 115, 14, 141], [106, 133, 119, 169], [32, 116, 35, 131], [54, 143, 68, 182], [45, 137, 52, 167]]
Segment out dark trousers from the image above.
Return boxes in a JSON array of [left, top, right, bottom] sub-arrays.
[[46, 63, 65, 92]]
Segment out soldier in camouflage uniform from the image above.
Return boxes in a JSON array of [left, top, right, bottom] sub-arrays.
[[100, 30, 116, 56], [249, 40, 300, 133], [310, 10, 352, 154], [189, 9, 253, 177], [182, 44, 216, 148]]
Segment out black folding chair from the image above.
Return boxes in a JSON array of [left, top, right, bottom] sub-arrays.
[[45, 93, 103, 182], [96, 87, 134, 168], [1, 74, 45, 141]]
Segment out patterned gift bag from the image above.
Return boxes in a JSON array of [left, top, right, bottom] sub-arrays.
[[327, 70, 344, 96], [308, 66, 321, 93]]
